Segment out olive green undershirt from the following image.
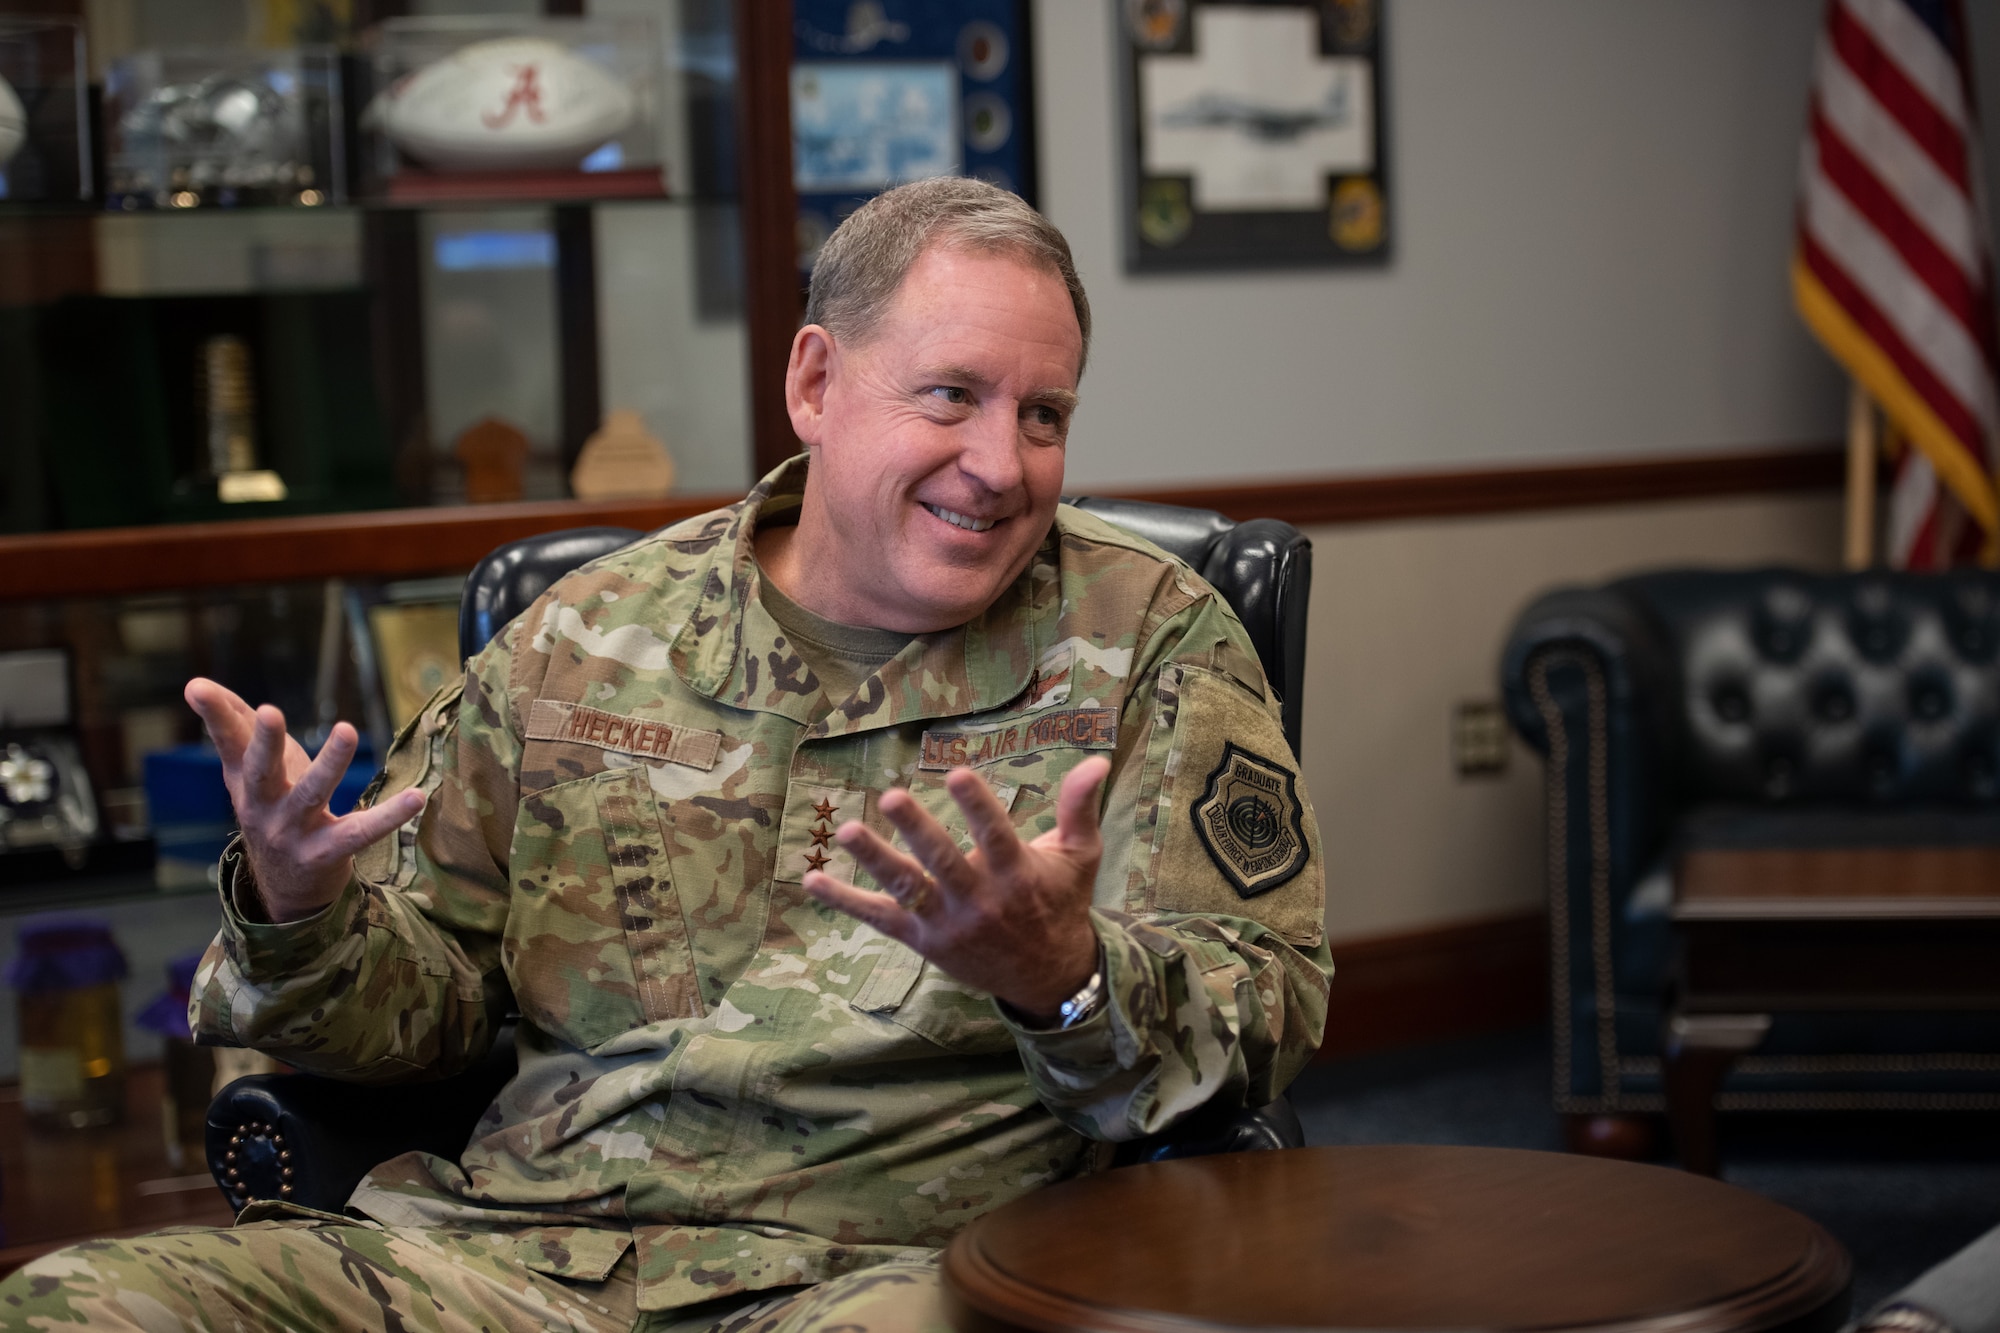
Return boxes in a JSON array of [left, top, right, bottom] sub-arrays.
[[756, 569, 913, 715]]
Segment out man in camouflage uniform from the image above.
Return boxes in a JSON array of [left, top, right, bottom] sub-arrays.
[[1, 179, 1330, 1331]]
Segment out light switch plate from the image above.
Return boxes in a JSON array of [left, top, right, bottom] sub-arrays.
[[1453, 700, 1510, 777]]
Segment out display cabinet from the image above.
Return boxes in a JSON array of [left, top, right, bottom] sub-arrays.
[[0, 15, 90, 205], [0, 0, 802, 908], [103, 44, 346, 210], [0, 0, 799, 566]]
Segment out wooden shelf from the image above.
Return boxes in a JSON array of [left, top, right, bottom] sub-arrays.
[[0, 495, 737, 602], [382, 166, 669, 205]]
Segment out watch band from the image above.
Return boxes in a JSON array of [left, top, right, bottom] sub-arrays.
[[998, 947, 1107, 1032], [1056, 961, 1105, 1029], [1860, 1307, 1956, 1333]]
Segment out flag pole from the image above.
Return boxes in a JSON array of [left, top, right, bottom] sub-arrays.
[[1844, 378, 1877, 569]]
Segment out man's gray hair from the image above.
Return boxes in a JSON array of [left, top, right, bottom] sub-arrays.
[[804, 176, 1092, 376]]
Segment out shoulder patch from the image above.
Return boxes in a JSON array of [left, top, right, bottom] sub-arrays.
[[1191, 742, 1308, 898]]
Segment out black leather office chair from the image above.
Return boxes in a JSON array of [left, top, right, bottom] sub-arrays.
[[208, 498, 1313, 1213]]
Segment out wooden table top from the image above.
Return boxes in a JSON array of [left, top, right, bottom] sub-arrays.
[[943, 1145, 1850, 1333], [0, 1065, 236, 1275]]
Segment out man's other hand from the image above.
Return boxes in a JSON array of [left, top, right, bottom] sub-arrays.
[[804, 756, 1108, 1024], [184, 678, 424, 923]]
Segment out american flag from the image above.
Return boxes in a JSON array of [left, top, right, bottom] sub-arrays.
[[1792, 0, 1999, 567]]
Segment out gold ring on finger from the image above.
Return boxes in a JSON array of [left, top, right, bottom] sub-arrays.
[[898, 875, 935, 915]]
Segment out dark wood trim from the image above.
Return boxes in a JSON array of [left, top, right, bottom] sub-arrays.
[[1314, 910, 1547, 1060], [362, 210, 430, 504], [1125, 443, 1844, 528], [0, 216, 96, 307], [735, 0, 803, 476], [552, 204, 601, 469], [0, 495, 737, 602], [0, 443, 1847, 602]]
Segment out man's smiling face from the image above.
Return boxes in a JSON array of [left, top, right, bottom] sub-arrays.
[[781, 243, 1084, 634]]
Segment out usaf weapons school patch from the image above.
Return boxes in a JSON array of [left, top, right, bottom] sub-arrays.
[[1192, 743, 1308, 898]]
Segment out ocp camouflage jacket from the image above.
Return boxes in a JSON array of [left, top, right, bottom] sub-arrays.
[[192, 456, 1333, 1314]]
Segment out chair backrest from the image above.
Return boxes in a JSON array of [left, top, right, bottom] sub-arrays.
[[459, 526, 643, 664], [461, 499, 1313, 755], [1617, 568, 2000, 804], [1062, 497, 1311, 756]]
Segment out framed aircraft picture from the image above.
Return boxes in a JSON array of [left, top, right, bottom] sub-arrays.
[[1120, 0, 1388, 272]]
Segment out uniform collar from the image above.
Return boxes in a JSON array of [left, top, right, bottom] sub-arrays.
[[670, 454, 1053, 732]]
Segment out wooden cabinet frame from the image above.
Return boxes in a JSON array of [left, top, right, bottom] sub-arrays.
[[0, 0, 799, 602]]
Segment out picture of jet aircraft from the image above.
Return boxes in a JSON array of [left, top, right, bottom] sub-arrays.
[[1156, 77, 1352, 142]]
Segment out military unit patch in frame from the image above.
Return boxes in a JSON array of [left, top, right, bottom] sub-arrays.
[[1191, 742, 1308, 897]]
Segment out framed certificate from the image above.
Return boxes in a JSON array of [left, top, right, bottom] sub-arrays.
[[1120, 0, 1388, 272]]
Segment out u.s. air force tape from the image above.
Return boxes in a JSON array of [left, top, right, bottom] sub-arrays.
[[918, 708, 1117, 770], [1191, 742, 1308, 898]]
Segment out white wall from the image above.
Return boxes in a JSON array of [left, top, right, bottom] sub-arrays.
[[1035, 0, 1851, 488], [1299, 490, 1842, 943]]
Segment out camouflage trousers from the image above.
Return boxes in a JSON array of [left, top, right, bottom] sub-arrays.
[[0, 1218, 949, 1333]]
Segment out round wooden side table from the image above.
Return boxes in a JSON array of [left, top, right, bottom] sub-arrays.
[[943, 1145, 1850, 1333]]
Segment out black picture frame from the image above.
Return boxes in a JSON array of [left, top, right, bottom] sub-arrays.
[[1119, 0, 1389, 273], [792, 0, 1038, 277]]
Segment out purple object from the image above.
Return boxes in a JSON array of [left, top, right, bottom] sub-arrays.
[[135, 951, 203, 1041], [4, 916, 129, 993]]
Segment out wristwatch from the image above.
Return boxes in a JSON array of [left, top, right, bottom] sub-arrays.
[[1003, 948, 1106, 1032], [1858, 1307, 1954, 1333], [1055, 959, 1106, 1029]]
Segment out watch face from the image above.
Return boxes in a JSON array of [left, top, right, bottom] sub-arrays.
[[1058, 967, 1106, 1026]]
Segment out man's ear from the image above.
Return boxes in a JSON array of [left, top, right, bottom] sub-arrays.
[[786, 325, 836, 445]]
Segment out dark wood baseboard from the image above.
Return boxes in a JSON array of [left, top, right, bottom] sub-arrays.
[[1315, 910, 1548, 1061], [1125, 443, 1844, 528]]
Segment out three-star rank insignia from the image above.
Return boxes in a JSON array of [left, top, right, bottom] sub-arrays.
[[780, 785, 868, 886], [1191, 743, 1308, 898]]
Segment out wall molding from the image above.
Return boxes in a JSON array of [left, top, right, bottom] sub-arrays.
[[1314, 910, 1548, 1061], [3, 443, 1845, 602], [1113, 443, 1844, 529]]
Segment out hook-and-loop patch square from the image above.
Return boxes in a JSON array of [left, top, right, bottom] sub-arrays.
[[1191, 742, 1309, 898]]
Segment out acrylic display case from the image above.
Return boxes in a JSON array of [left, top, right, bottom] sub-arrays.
[[361, 15, 663, 204], [103, 47, 344, 210], [0, 16, 92, 204]]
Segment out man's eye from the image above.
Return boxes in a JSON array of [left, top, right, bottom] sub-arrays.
[[930, 386, 971, 405], [1026, 405, 1064, 428]]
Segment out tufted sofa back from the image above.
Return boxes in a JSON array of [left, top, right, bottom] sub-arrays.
[[1619, 569, 2000, 805]]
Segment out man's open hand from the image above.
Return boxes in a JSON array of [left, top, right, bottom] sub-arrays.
[[804, 756, 1109, 1024], [184, 678, 424, 923]]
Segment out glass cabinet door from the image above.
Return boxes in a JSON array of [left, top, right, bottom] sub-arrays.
[[0, 0, 776, 537]]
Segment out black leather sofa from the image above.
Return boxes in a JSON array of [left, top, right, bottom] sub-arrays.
[[208, 497, 1315, 1213], [1501, 568, 2000, 1143]]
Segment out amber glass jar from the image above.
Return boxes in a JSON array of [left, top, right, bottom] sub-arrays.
[[137, 952, 212, 1166], [7, 919, 129, 1130]]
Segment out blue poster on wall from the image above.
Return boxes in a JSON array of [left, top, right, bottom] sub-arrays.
[[792, 0, 1036, 271]]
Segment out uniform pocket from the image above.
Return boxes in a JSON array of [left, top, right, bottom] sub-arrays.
[[506, 767, 702, 1050], [885, 956, 1016, 1055], [353, 680, 460, 888], [850, 774, 1025, 1056], [515, 1226, 633, 1282]]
